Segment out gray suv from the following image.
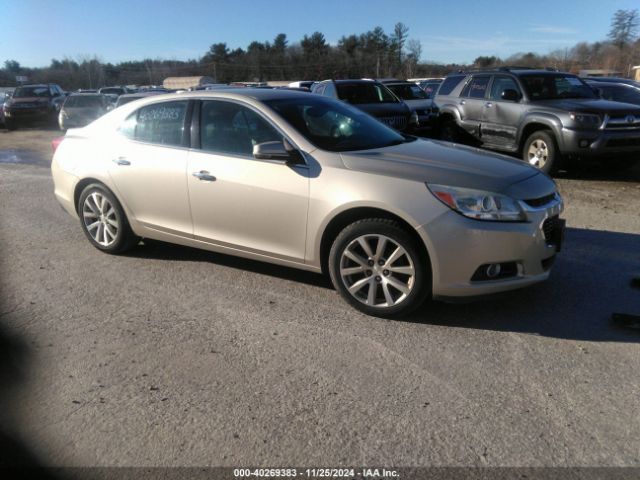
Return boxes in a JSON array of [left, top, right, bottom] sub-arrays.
[[435, 68, 640, 173]]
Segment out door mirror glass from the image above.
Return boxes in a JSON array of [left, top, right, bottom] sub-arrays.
[[501, 89, 520, 102]]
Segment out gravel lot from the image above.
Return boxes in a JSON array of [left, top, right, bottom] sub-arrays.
[[1, 127, 639, 469]]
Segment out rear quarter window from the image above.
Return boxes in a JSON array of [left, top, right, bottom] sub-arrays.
[[437, 75, 465, 96]]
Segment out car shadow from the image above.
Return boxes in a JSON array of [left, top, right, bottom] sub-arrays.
[[555, 162, 640, 183], [125, 239, 333, 289], [406, 227, 640, 343], [126, 228, 639, 343]]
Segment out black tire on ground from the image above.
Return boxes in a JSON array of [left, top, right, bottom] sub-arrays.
[[439, 119, 460, 143], [77, 183, 139, 254], [522, 130, 559, 174], [328, 218, 430, 318], [5, 119, 17, 131]]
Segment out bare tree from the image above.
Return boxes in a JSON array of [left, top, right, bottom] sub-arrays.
[[608, 9, 639, 48]]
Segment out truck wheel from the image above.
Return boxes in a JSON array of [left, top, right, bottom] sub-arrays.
[[523, 130, 558, 173]]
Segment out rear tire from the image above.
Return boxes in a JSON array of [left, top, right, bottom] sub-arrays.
[[439, 119, 460, 143], [5, 119, 16, 131], [77, 183, 139, 254], [328, 218, 430, 318]]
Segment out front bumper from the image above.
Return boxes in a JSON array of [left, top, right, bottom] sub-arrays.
[[5, 107, 52, 121], [418, 198, 563, 299], [561, 126, 640, 158]]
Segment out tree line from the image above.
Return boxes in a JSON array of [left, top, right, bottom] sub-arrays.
[[1, 10, 638, 90]]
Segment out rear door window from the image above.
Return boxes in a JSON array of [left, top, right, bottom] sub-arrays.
[[120, 101, 188, 147], [461, 76, 490, 99], [489, 75, 521, 100]]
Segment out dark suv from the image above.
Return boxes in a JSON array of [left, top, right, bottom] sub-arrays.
[[4, 84, 66, 130], [435, 68, 640, 172], [312, 79, 415, 132]]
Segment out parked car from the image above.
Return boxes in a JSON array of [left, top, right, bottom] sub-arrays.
[[581, 76, 640, 89], [288, 81, 315, 90], [51, 90, 564, 317], [4, 83, 66, 130], [114, 91, 167, 108], [586, 80, 640, 106], [98, 86, 128, 103], [381, 79, 438, 132], [0, 91, 12, 126], [418, 78, 443, 98], [435, 68, 640, 173], [58, 93, 112, 130], [312, 79, 415, 132]]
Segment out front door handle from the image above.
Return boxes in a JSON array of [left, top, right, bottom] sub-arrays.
[[192, 171, 216, 182], [484, 102, 493, 108], [112, 157, 130, 166]]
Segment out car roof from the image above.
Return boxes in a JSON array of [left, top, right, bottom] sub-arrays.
[[330, 79, 378, 85], [120, 88, 316, 104]]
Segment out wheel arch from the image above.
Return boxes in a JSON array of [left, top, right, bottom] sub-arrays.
[[517, 115, 563, 153], [318, 206, 432, 278]]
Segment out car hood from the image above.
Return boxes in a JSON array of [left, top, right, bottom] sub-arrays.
[[351, 102, 410, 117], [401, 98, 433, 110], [63, 107, 104, 118], [340, 138, 554, 199], [535, 98, 640, 115]]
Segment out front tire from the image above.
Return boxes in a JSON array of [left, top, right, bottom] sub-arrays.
[[523, 130, 558, 174], [439, 119, 460, 143], [328, 219, 430, 317], [77, 184, 139, 254]]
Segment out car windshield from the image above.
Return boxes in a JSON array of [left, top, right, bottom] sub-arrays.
[[519, 74, 596, 100], [14, 86, 50, 98], [65, 96, 104, 108], [598, 85, 640, 104], [101, 88, 124, 95], [336, 83, 399, 104], [264, 96, 413, 152], [387, 84, 428, 100]]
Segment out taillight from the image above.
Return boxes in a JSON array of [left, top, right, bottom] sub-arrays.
[[52, 136, 65, 153]]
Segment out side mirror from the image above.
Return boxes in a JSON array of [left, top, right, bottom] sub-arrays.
[[501, 89, 520, 102], [253, 140, 305, 165]]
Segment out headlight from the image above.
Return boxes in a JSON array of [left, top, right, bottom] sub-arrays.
[[569, 112, 601, 128], [427, 184, 525, 222]]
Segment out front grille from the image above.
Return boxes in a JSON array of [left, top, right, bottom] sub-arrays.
[[604, 115, 640, 130], [379, 115, 407, 130], [606, 138, 640, 148], [542, 216, 560, 243], [524, 193, 556, 208]]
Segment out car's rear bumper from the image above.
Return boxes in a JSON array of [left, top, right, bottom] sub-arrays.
[[51, 157, 79, 218], [418, 202, 563, 298]]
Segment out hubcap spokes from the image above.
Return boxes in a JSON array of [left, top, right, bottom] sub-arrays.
[[339, 234, 415, 308], [527, 139, 548, 168], [82, 192, 119, 247]]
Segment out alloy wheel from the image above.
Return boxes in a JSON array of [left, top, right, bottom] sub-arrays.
[[82, 192, 119, 247], [339, 234, 415, 308]]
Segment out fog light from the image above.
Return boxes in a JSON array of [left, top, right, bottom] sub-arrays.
[[471, 262, 518, 282], [486, 263, 502, 278]]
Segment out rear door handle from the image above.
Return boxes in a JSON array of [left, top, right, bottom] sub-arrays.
[[460, 100, 466, 105], [112, 157, 130, 166], [484, 102, 493, 108], [192, 171, 216, 182]]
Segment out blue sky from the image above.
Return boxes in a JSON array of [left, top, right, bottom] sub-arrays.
[[4, 0, 638, 67]]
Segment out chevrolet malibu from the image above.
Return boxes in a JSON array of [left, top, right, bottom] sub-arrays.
[[51, 90, 564, 317]]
